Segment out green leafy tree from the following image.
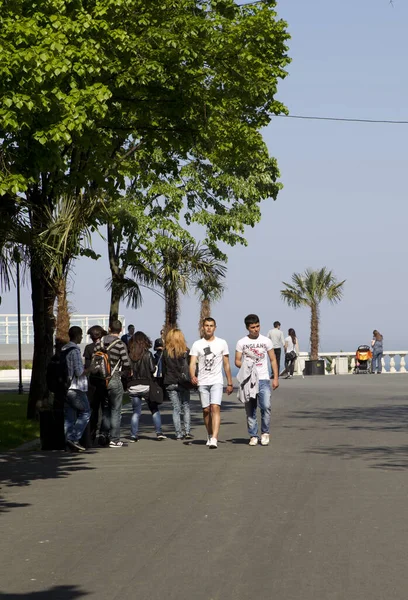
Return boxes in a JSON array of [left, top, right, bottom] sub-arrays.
[[104, 180, 186, 322], [1, 0, 289, 416], [281, 268, 345, 360]]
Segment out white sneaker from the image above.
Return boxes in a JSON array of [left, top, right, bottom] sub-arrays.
[[249, 436, 258, 446], [209, 437, 218, 449], [260, 433, 270, 446], [206, 436, 211, 446]]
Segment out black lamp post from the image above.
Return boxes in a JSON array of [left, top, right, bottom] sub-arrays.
[[14, 249, 23, 395]]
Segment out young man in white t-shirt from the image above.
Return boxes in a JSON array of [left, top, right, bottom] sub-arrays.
[[189, 317, 233, 449], [235, 314, 279, 446], [267, 321, 285, 375]]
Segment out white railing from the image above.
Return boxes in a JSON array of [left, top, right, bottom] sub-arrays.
[[0, 314, 125, 345], [294, 351, 408, 375]]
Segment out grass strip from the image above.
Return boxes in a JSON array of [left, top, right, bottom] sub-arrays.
[[0, 394, 40, 451]]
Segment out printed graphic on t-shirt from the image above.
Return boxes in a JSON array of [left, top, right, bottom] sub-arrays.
[[236, 335, 273, 380], [241, 343, 267, 369], [203, 346, 216, 372], [189, 337, 229, 385]]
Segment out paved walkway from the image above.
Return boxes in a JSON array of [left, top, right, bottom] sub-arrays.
[[1, 375, 408, 600]]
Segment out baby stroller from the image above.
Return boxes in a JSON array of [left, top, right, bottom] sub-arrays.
[[354, 345, 372, 374]]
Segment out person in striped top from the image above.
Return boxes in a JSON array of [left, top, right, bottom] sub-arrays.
[[93, 320, 131, 448]]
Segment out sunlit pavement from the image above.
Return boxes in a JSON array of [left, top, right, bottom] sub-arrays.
[[1, 375, 408, 600]]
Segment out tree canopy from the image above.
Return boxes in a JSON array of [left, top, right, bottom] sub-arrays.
[[0, 0, 290, 415]]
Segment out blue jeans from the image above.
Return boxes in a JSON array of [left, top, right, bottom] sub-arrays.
[[100, 376, 124, 442], [166, 384, 191, 438], [64, 390, 91, 442], [245, 379, 271, 437], [130, 393, 163, 437], [372, 352, 383, 373]]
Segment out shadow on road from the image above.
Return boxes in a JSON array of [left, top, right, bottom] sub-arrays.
[[287, 403, 408, 432], [0, 395, 241, 515], [307, 443, 408, 471], [289, 402, 408, 470], [0, 585, 90, 599], [0, 452, 95, 514]]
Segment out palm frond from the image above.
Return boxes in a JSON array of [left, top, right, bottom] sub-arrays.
[[38, 194, 103, 278], [281, 268, 345, 308]]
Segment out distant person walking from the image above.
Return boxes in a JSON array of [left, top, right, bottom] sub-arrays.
[[121, 324, 135, 346], [189, 317, 233, 449], [371, 330, 384, 374], [162, 328, 193, 440], [235, 314, 279, 446], [153, 329, 165, 379], [284, 328, 299, 379], [63, 326, 91, 452], [267, 321, 285, 375], [128, 331, 167, 442]]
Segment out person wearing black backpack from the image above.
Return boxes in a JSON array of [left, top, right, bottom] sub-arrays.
[[62, 326, 91, 452], [162, 328, 193, 440], [92, 320, 131, 448]]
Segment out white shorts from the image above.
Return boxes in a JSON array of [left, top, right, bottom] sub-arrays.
[[198, 383, 223, 408]]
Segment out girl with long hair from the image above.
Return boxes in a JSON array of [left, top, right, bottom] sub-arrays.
[[284, 328, 299, 379], [162, 328, 193, 440], [371, 330, 384, 374], [128, 331, 166, 441]]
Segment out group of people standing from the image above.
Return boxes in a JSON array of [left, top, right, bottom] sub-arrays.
[[60, 314, 299, 452]]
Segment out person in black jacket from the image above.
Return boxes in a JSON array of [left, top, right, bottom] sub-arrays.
[[83, 325, 107, 444], [128, 331, 167, 442], [162, 328, 193, 440], [153, 329, 165, 379]]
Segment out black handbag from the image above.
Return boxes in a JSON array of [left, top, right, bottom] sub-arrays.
[[149, 379, 164, 405], [286, 350, 297, 361], [178, 353, 196, 389]]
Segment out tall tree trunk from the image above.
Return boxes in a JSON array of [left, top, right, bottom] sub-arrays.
[[55, 276, 70, 353], [199, 298, 210, 337], [310, 302, 319, 360], [27, 263, 56, 419], [165, 287, 179, 332], [109, 275, 123, 324], [107, 221, 126, 325]]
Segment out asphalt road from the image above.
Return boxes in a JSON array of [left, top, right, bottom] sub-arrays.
[[1, 375, 408, 600]]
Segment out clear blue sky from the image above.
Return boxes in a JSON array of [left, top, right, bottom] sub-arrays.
[[2, 0, 407, 352]]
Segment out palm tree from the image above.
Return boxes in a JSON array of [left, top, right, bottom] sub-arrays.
[[0, 196, 30, 303], [106, 254, 162, 322], [281, 268, 345, 360], [158, 238, 227, 333], [195, 272, 226, 336]]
